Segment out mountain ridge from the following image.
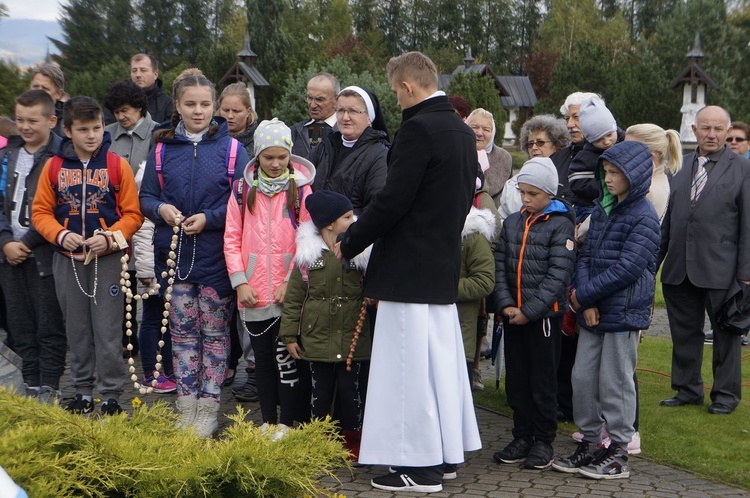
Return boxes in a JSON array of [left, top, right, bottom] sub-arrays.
[[0, 18, 62, 67]]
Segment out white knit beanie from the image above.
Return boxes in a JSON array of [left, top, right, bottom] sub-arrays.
[[579, 98, 617, 143], [516, 157, 559, 195]]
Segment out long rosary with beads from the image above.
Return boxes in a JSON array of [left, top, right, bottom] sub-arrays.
[[346, 300, 368, 371], [120, 216, 183, 394]]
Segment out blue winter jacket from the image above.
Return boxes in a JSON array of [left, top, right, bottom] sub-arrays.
[[140, 118, 250, 298], [574, 141, 661, 332]]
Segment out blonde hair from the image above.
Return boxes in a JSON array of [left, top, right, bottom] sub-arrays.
[[219, 82, 257, 130], [386, 51, 438, 90], [626, 123, 682, 175]]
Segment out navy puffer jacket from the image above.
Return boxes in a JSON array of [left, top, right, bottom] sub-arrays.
[[493, 199, 576, 321], [574, 140, 661, 332], [140, 118, 250, 298]]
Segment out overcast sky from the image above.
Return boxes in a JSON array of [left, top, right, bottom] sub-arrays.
[[5, 0, 65, 21]]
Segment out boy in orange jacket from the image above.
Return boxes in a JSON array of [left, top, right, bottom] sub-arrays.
[[32, 96, 143, 415]]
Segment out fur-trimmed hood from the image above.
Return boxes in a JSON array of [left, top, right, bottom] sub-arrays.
[[295, 221, 371, 271], [462, 207, 496, 242]]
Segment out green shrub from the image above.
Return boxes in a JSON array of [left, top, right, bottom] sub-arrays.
[[0, 391, 349, 497]]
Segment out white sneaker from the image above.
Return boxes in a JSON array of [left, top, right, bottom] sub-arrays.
[[627, 431, 641, 455], [193, 397, 219, 438], [175, 396, 198, 429], [572, 428, 610, 448], [472, 368, 485, 391]]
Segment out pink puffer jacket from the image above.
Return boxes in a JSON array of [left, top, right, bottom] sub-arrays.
[[224, 156, 315, 317]]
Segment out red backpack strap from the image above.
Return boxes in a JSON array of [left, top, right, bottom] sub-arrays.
[[155, 142, 165, 189], [47, 156, 64, 186], [106, 152, 123, 217], [473, 192, 482, 209], [225, 138, 241, 181]]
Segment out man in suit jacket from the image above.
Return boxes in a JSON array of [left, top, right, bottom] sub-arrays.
[[336, 51, 481, 493], [659, 105, 750, 415]]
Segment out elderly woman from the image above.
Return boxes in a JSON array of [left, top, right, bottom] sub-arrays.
[[311, 85, 389, 214], [520, 114, 571, 160], [219, 82, 259, 157], [467, 108, 513, 208], [499, 115, 570, 220]]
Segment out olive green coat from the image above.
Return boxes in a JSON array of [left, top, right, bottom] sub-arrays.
[[457, 206, 497, 362], [279, 222, 372, 362]]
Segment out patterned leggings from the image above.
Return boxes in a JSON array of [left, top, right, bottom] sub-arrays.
[[169, 283, 232, 399]]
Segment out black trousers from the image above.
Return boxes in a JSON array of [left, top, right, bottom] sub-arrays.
[[310, 360, 368, 430], [504, 316, 561, 444], [0, 259, 66, 388], [228, 307, 242, 371], [663, 277, 742, 408], [247, 318, 301, 425]]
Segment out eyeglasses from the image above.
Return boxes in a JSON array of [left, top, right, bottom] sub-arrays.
[[727, 137, 747, 143], [335, 108, 368, 117], [526, 139, 552, 149], [306, 95, 330, 104]]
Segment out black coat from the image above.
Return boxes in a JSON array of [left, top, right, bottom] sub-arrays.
[[339, 95, 477, 304], [290, 120, 336, 160], [0, 133, 63, 276], [145, 79, 174, 125], [567, 128, 625, 207], [311, 126, 389, 215], [493, 200, 576, 321], [549, 142, 582, 200]]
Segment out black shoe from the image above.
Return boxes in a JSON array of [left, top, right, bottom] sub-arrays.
[[371, 471, 442, 493], [65, 394, 94, 415], [442, 462, 457, 480], [708, 402, 734, 415], [552, 441, 596, 473], [222, 369, 237, 387], [524, 441, 553, 470], [232, 376, 259, 402], [493, 437, 532, 464], [100, 398, 124, 415], [659, 396, 703, 407]]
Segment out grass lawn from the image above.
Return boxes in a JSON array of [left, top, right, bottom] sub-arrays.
[[473, 334, 750, 490]]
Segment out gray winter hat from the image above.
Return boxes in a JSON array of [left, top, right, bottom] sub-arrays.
[[516, 157, 558, 195], [579, 97, 617, 143]]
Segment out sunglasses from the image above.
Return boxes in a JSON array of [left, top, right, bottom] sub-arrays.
[[526, 139, 551, 149], [727, 137, 747, 143]]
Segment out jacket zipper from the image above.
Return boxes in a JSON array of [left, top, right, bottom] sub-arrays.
[[516, 213, 545, 308], [81, 159, 87, 256]]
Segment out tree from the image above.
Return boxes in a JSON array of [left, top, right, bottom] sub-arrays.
[[0, 2, 8, 20], [0, 61, 27, 116], [51, 0, 110, 74], [246, 0, 292, 117], [135, 0, 180, 68], [448, 71, 508, 138]]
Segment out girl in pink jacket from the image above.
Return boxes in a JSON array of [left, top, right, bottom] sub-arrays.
[[224, 118, 315, 438]]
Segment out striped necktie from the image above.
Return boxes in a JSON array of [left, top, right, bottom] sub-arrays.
[[691, 155, 709, 204]]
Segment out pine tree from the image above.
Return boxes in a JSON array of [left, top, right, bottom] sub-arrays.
[[50, 0, 109, 75], [135, 0, 180, 68]]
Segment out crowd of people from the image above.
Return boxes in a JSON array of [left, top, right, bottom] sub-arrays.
[[0, 50, 747, 494]]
